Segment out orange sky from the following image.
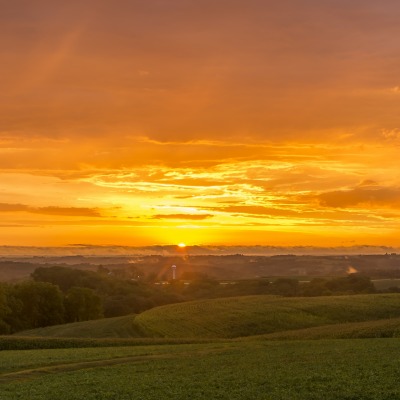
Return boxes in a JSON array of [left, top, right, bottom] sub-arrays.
[[1, 1, 400, 247]]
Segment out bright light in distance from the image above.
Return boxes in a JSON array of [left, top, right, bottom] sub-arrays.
[[178, 243, 186, 248]]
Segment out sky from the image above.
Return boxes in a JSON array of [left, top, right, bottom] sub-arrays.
[[1, 0, 400, 248]]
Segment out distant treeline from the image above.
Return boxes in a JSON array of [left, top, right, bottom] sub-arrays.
[[0, 266, 389, 334], [169, 273, 377, 299], [3, 254, 400, 283]]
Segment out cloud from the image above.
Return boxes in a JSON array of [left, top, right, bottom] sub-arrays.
[[0, 203, 101, 217], [2, 1, 400, 246], [2, 1, 400, 142], [212, 205, 300, 217], [381, 128, 400, 140], [31, 206, 101, 217], [0, 203, 28, 212], [357, 179, 379, 187], [318, 187, 400, 208], [151, 214, 213, 220]]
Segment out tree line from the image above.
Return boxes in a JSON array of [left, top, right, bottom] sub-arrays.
[[0, 265, 381, 334], [168, 273, 377, 299], [0, 281, 102, 334], [0, 266, 183, 334]]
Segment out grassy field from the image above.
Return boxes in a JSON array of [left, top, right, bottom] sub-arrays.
[[19, 293, 400, 339], [5, 294, 400, 399], [135, 294, 400, 338], [2, 339, 400, 399], [18, 315, 144, 339], [0, 336, 218, 351], [244, 317, 400, 340]]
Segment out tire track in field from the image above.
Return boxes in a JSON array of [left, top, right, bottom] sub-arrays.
[[0, 347, 231, 384]]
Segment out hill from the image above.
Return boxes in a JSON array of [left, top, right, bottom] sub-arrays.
[[17, 315, 143, 339], [244, 317, 400, 340], [18, 293, 400, 339]]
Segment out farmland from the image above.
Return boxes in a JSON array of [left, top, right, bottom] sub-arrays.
[[134, 293, 400, 338], [2, 339, 400, 399], [18, 293, 400, 339], [3, 293, 400, 399]]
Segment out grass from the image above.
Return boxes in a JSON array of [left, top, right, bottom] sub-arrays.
[[242, 317, 400, 340], [2, 339, 400, 399], [0, 336, 218, 351], [135, 293, 400, 338], [18, 315, 144, 338], [18, 293, 400, 339], [5, 294, 400, 399], [0, 343, 228, 374]]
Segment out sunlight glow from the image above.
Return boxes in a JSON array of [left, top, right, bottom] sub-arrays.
[[2, 2, 400, 248]]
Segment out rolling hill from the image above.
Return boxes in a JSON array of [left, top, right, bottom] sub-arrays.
[[17, 293, 400, 340]]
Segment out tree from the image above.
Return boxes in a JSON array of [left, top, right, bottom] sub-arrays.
[[0, 283, 11, 333], [32, 266, 94, 292], [269, 278, 300, 297], [64, 287, 103, 322], [302, 278, 332, 297], [12, 281, 65, 330], [326, 274, 375, 294]]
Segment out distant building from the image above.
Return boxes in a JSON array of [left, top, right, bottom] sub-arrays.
[[171, 265, 177, 280]]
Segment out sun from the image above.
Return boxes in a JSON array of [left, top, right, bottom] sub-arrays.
[[178, 243, 186, 248]]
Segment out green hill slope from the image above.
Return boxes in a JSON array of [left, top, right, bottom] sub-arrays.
[[243, 317, 400, 341], [134, 294, 400, 338], [18, 293, 400, 340], [19, 315, 143, 338]]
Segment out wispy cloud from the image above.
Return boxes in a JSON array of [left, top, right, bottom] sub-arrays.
[[318, 187, 400, 208], [151, 214, 213, 220], [0, 203, 101, 217]]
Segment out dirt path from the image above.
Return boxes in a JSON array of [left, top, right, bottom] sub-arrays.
[[0, 347, 231, 384], [0, 354, 180, 384]]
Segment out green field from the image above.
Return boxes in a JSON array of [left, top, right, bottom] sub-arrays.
[[4, 293, 400, 399], [2, 340, 400, 399], [245, 317, 400, 340], [19, 293, 400, 339], [16, 315, 145, 339]]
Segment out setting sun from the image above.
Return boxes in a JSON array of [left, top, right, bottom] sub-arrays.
[[178, 243, 186, 248]]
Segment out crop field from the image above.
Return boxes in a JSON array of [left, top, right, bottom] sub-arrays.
[[135, 293, 400, 338], [19, 294, 400, 339], [244, 317, 400, 341], [2, 339, 400, 400], [18, 315, 145, 339], [0, 336, 218, 351], [4, 294, 400, 398], [0, 343, 228, 375]]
